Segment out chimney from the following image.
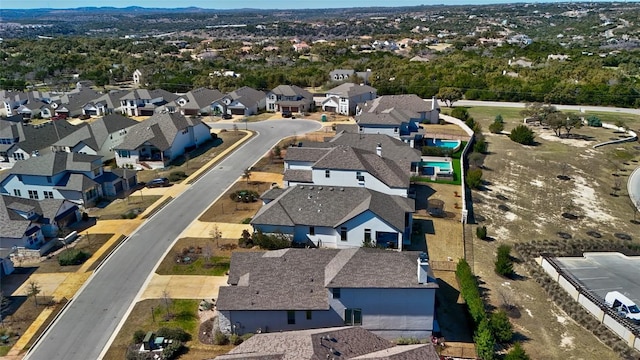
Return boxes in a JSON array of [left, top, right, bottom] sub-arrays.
[[376, 143, 382, 157], [417, 252, 429, 284], [431, 96, 436, 110]]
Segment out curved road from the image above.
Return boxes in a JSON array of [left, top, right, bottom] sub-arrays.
[[25, 119, 321, 360]]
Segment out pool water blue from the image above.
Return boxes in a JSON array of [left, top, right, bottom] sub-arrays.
[[424, 161, 452, 170], [426, 139, 460, 149]]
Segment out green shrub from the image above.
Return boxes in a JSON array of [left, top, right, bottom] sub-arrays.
[[58, 249, 91, 266], [161, 341, 184, 360], [121, 211, 137, 219], [456, 259, 486, 325], [395, 337, 422, 345], [490, 309, 513, 343], [229, 333, 244, 345], [509, 125, 535, 145], [214, 330, 230, 345], [495, 245, 514, 277], [473, 135, 487, 153], [241, 333, 254, 341], [489, 120, 504, 134], [451, 107, 471, 122], [156, 327, 191, 342], [586, 115, 602, 127], [476, 225, 487, 240], [505, 342, 530, 360], [241, 217, 252, 224], [421, 146, 452, 157], [466, 168, 483, 189], [474, 319, 496, 360], [132, 329, 146, 343], [168, 171, 187, 182], [252, 230, 291, 250]]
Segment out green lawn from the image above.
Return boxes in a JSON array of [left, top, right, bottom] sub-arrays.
[[153, 299, 199, 333], [413, 158, 462, 185], [0, 345, 11, 356], [157, 256, 230, 276]]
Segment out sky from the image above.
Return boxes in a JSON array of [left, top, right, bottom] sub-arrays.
[[1, 0, 607, 10]]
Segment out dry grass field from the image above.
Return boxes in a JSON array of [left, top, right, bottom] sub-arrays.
[[466, 107, 640, 359]]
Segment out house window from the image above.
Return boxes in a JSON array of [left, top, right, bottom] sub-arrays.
[[325, 169, 330, 178], [364, 229, 372, 244], [356, 171, 364, 182], [332, 288, 341, 299], [306, 310, 312, 320], [287, 311, 296, 325], [344, 308, 362, 325], [309, 226, 315, 236], [394, 127, 399, 133], [44, 191, 54, 199], [28, 190, 39, 200], [13, 189, 21, 197], [118, 150, 130, 158], [340, 227, 347, 241], [182, 129, 188, 135]]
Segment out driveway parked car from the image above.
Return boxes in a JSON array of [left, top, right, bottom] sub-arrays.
[[221, 114, 232, 119], [146, 177, 170, 188]]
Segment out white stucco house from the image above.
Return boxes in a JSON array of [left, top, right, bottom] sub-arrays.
[[252, 185, 414, 249], [321, 83, 377, 116], [114, 112, 213, 170], [283, 145, 410, 198], [216, 248, 438, 339], [51, 114, 138, 162]]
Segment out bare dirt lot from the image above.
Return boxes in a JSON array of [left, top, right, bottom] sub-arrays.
[[466, 107, 640, 359]]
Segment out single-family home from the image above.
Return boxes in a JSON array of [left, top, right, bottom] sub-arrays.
[[114, 112, 213, 170], [164, 88, 225, 116], [51, 114, 138, 162], [0, 120, 82, 166], [212, 86, 266, 116], [119, 89, 179, 117], [217, 248, 437, 339], [252, 185, 414, 249], [266, 85, 314, 114], [298, 132, 422, 174], [52, 87, 102, 118], [0, 195, 81, 255], [321, 83, 377, 116], [133, 69, 144, 86], [0, 152, 134, 206], [82, 90, 129, 117], [214, 326, 440, 360], [329, 69, 372, 84], [283, 145, 410, 197], [357, 94, 440, 125]]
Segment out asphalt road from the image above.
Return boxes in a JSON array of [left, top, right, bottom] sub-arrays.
[[442, 100, 640, 116], [25, 119, 321, 360]]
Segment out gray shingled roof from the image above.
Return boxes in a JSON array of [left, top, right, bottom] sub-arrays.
[[54, 173, 99, 191], [282, 169, 312, 183], [215, 326, 394, 360], [326, 133, 421, 170], [251, 186, 414, 232], [270, 85, 312, 100], [181, 88, 225, 111], [117, 113, 209, 151], [0, 195, 66, 239], [218, 248, 435, 312], [283, 147, 330, 162], [260, 187, 286, 202], [312, 146, 409, 188], [10, 152, 101, 176], [229, 86, 266, 108], [0, 119, 20, 139], [359, 94, 434, 115], [53, 114, 137, 151], [326, 83, 376, 98], [15, 121, 84, 154], [351, 344, 440, 360], [355, 110, 413, 126]]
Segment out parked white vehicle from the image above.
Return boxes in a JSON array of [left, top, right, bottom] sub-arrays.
[[605, 291, 640, 321]]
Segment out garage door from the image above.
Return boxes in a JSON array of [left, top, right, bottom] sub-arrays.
[[231, 108, 245, 115]]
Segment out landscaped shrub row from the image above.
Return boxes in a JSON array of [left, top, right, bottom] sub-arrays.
[[238, 229, 291, 250], [421, 146, 452, 157], [456, 259, 486, 325], [58, 249, 91, 266], [514, 239, 639, 359]]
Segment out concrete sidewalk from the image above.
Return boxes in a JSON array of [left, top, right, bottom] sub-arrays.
[[4, 130, 255, 358]]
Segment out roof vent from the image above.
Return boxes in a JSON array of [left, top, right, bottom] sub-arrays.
[[340, 188, 344, 191], [309, 186, 314, 190], [300, 186, 305, 189], [329, 187, 334, 191], [318, 186, 323, 190]]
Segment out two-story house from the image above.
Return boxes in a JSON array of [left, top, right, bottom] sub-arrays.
[[0, 152, 105, 206], [0, 194, 81, 255], [165, 88, 225, 116], [214, 326, 440, 360], [252, 185, 414, 249], [119, 89, 179, 117], [266, 85, 314, 114], [217, 248, 438, 339], [212, 86, 266, 116], [357, 94, 440, 124], [82, 90, 129, 117], [283, 145, 410, 198], [0, 120, 81, 167], [321, 83, 377, 116], [51, 114, 138, 162], [114, 113, 213, 170], [329, 69, 372, 84]]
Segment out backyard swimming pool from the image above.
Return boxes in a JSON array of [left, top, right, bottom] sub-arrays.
[[426, 138, 461, 152], [422, 160, 453, 175]]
